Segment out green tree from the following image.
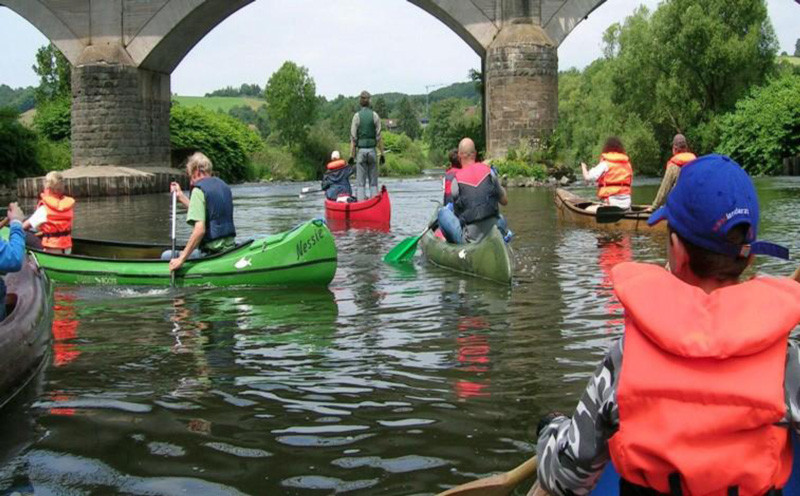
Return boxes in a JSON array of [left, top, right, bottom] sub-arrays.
[[717, 73, 800, 175], [426, 98, 483, 155], [34, 96, 71, 141], [396, 97, 421, 140], [33, 44, 71, 103], [264, 61, 318, 146], [795, 38, 800, 57], [170, 104, 262, 182], [372, 96, 389, 118], [228, 104, 270, 138], [0, 108, 41, 186]]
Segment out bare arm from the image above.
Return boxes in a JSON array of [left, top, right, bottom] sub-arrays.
[[169, 220, 205, 271], [375, 112, 384, 156], [581, 162, 590, 182], [650, 164, 680, 210], [171, 182, 191, 208], [350, 113, 358, 160]]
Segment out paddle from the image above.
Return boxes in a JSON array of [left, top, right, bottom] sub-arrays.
[[170, 190, 177, 287], [383, 219, 438, 263], [436, 456, 538, 496], [595, 205, 628, 224], [299, 186, 325, 199]]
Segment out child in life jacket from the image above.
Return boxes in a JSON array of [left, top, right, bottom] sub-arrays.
[[23, 171, 75, 254], [321, 151, 355, 203], [536, 155, 800, 496]]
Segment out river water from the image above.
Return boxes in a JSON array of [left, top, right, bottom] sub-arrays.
[[1, 175, 800, 495]]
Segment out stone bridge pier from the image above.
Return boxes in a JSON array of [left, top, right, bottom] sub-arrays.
[[1, 0, 604, 196]]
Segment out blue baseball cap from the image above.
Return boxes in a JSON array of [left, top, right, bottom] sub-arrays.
[[647, 154, 788, 259]]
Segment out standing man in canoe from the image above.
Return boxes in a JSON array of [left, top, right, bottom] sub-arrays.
[[437, 138, 508, 244], [536, 155, 800, 496], [349, 91, 385, 200], [22, 171, 75, 253], [163, 152, 236, 272], [648, 134, 697, 211], [581, 137, 633, 212], [0, 203, 26, 320]]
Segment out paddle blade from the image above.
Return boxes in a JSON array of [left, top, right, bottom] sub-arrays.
[[595, 206, 627, 224], [383, 235, 421, 263]]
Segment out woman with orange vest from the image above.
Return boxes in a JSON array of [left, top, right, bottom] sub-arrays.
[[649, 134, 697, 211], [320, 151, 355, 202], [23, 171, 75, 254], [581, 137, 633, 211], [536, 155, 800, 496]]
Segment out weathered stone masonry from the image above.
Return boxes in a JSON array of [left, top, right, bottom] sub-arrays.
[[71, 64, 171, 169]]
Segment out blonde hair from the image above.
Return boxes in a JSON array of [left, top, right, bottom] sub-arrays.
[[44, 171, 65, 195], [186, 152, 213, 176]]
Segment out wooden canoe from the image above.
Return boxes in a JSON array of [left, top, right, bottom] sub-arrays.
[[420, 224, 513, 284], [554, 188, 666, 233], [0, 257, 52, 409]]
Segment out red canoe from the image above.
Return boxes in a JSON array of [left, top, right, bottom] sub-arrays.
[[324, 185, 391, 230]]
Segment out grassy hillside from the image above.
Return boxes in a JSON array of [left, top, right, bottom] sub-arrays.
[[172, 96, 265, 112], [779, 55, 800, 66]]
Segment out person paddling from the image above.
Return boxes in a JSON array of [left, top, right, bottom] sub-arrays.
[[536, 155, 800, 496], [437, 138, 508, 244], [162, 152, 236, 272], [581, 137, 633, 212], [321, 151, 355, 202], [648, 133, 697, 211], [0, 203, 26, 321], [23, 171, 75, 254]]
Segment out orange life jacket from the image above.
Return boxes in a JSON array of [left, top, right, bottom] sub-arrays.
[[327, 159, 347, 171], [667, 152, 697, 169], [597, 152, 633, 199], [38, 189, 75, 250], [609, 262, 800, 496]]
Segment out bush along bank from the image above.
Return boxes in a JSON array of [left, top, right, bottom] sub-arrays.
[[489, 141, 576, 188]]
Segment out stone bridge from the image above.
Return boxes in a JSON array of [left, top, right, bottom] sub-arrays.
[[1, 0, 604, 195]]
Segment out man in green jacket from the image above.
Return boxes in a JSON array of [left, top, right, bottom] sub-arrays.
[[349, 91, 385, 200]]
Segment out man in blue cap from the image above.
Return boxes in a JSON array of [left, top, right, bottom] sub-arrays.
[[535, 155, 800, 496]]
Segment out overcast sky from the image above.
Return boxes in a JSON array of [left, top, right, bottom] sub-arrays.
[[0, 0, 797, 98]]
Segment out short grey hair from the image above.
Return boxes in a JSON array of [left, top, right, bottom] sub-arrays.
[[186, 152, 213, 175]]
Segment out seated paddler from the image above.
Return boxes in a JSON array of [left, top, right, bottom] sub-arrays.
[[536, 155, 800, 496], [0, 203, 26, 321], [23, 171, 75, 254], [321, 151, 355, 202], [162, 152, 236, 272], [437, 138, 508, 244], [581, 136, 633, 212]]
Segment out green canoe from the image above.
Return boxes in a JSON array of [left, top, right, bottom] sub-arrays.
[[30, 219, 337, 288], [419, 224, 514, 284]]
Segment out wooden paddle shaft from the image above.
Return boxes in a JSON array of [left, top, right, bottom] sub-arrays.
[[436, 455, 538, 496]]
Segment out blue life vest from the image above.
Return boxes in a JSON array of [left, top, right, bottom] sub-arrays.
[[193, 177, 236, 244]]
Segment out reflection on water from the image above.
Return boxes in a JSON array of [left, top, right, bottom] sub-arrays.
[[4, 176, 800, 494]]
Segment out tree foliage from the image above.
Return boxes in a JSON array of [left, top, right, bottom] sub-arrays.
[[426, 98, 483, 157], [34, 96, 71, 141], [795, 38, 800, 57], [372, 96, 390, 118], [170, 104, 262, 183], [228, 104, 270, 138], [33, 44, 71, 104], [264, 61, 318, 146], [206, 83, 263, 98], [0, 108, 41, 186], [396, 97, 421, 140], [557, 0, 778, 174], [717, 73, 800, 174], [0, 85, 35, 113]]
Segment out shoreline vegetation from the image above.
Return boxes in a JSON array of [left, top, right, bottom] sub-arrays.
[[1, 3, 799, 190]]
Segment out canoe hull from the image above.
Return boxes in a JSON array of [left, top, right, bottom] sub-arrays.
[[325, 185, 391, 230], [554, 188, 666, 233], [419, 225, 513, 284], [31, 219, 338, 288], [0, 258, 52, 409]]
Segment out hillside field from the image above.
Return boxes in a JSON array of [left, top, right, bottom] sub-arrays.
[[172, 96, 265, 112]]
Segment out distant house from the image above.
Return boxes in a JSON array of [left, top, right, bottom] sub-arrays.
[[384, 119, 398, 131]]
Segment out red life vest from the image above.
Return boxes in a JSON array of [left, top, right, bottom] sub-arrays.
[[609, 262, 800, 496], [38, 189, 75, 250], [327, 159, 347, 171], [443, 167, 457, 205], [453, 162, 499, 224], [597, 152, 633, 199], [667, 152, 697, 169]]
